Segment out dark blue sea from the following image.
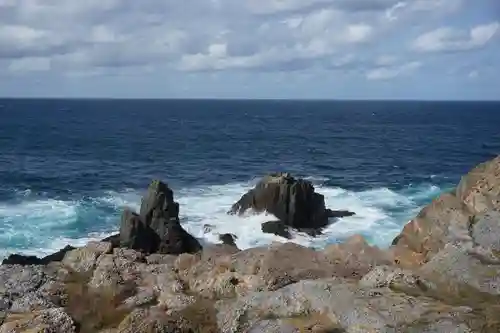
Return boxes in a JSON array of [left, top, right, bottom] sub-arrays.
[[1, 99, 499, 258]]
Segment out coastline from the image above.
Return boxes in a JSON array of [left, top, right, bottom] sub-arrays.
[[1, 155, 499, 332]]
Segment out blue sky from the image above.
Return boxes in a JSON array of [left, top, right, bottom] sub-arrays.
[[0, 0, 499, 100]]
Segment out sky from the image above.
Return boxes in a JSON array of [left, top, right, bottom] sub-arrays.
[[0, 0, 499, 100]]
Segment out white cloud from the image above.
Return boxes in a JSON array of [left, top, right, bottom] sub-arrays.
[[366, 61, 421, 80], [386, 0, 463, 21], [8, 56, 51, 72], [412, 22, 499, 52]]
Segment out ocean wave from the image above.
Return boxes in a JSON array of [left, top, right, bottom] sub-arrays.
[[0, 179, 445, 259]]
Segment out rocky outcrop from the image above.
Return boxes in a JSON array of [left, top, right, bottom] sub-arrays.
[[119, 180, 201, 255], [392, 155, 500, 267], [230, 173, 354, 233], [261, 221, 291, 239], [1, 245, 75, 266]]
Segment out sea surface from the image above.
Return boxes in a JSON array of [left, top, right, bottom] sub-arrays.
[[0, 99, 499, 259]]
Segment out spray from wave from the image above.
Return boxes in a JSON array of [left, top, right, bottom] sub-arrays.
[[0, 178, 446, 259]]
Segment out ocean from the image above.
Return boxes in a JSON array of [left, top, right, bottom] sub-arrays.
[[0, 99, 499, 259]]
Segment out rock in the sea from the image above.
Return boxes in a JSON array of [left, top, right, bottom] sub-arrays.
[[119, 180, 201, 255], [261, 221, 291, 239], [230, 173, 343, 230], [218, 233, 238, 247], [2, 245, 75, 266]]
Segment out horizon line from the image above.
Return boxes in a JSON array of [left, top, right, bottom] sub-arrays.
[[1, 96, 499, 103]]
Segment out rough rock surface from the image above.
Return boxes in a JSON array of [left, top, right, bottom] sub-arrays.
[[230, 173, 353, 230], [119, 180, 201, 255], [392, 156, 500, 266]]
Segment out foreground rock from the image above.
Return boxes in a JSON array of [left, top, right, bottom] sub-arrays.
[[392, 155, 500, 267], [230, 173, 354, 233], [119, 180, 201, 255]]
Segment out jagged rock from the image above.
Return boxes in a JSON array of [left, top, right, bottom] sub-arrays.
[[326, 209, 356, 218], [62, 241, 113, 273], [1, 245, 75, 266], [0, 265, 47, 297], [116, 307, 194, 333], [456, 155, 500, 214], [392, 156, 500, 266], [472, 211, 500, 252], [119, 180, 201, 255], [139, 180, 180, 226], [230, 173, 346, 230], [146, 253, 177, 265], [182, 242, 363, 294], [359, 265, 436, 294], [419, 243, 500, 297], [119, 209, 159, 253], [261, 221, 291, 239], [218, 233, 238, 247], [324, 235, 394, 278], [216, 278, 477, 333], [247, 320, 299, 333], [1, 254, 42, 266], [0, 308, 77, 333]]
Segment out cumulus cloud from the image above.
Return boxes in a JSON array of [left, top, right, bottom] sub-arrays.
[[0, 0, 493, 78], [412, 22, 499, 52], [366, 61, 421, 80]]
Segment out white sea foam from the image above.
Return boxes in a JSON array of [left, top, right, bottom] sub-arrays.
[[0, 180, 444, 259]]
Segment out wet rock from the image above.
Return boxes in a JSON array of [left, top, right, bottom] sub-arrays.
[[1, 245, 75, 266], [139, 180, 180, 226], [326, 209, 356, 218], [261, 221, 291, 239], [230, 173, 333, 230], [119, 209, 159, 253], [219, 233, 238, 247], [119, 180, 202, 255], [1, 254, 42, 266]]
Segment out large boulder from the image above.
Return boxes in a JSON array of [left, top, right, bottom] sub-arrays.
[[119, 180, 201, 255], [392, 155, 500, 266], [230, 173, 353, 230]]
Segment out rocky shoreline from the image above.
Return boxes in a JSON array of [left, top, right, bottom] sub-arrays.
[[1, 156, 499, 332]]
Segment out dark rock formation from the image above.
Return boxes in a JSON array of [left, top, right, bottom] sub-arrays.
[[219, 233, 238, 247], [230, 173, 354, 232], [326, 209, 356, 218], [2, 245, 75, 266], [261, 221, 291, 239], [119, 180, 201, 255]]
